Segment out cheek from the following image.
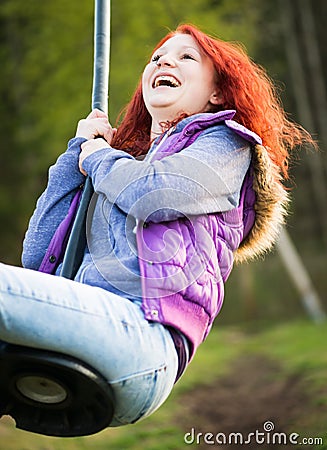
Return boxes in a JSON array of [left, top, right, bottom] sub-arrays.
[[141, 74, 146, 93], [142, 65, 152, 87], [141, 76, 148, 102]]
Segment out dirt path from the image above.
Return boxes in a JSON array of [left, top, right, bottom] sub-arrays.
[[178, 355, 322, 449]]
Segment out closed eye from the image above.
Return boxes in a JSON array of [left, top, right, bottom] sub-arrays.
[[151, 54, 161, 63], [181, 53, 196, 60]]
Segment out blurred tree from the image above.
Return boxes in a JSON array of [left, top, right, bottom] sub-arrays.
[[0, 0, 93, 262], [278, 0, 327, 246]]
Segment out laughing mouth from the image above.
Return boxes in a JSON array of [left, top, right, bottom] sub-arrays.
[[153, 75, 181, 88]]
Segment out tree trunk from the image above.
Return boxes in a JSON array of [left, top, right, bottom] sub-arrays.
[[280, 0, 327, 246], [276, 228, 325, 323]]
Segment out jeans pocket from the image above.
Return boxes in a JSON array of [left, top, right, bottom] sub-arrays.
[[111, 364, 170, 426]]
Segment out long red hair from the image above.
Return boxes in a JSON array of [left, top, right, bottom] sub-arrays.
[[112, 24, 314, 179]]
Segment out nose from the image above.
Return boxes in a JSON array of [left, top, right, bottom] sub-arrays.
[[156, 53, 176, 67]]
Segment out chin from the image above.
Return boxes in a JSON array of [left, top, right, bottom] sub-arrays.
[[149, 104, 181, 118]]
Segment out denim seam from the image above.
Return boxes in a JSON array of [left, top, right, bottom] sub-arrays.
[[110, 363, 168, 385], [0, 285, 143, 325]]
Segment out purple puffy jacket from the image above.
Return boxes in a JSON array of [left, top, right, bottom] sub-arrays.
[[135, 111, 266, 358]]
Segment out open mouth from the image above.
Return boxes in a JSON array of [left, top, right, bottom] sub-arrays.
[[153, 75, 181, 89]]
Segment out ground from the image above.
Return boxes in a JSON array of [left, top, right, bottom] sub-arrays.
[[1, 321, 327, 450], [177, 354, 326, 449]]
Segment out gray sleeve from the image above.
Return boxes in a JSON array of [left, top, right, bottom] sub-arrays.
[[22, 137, 86, 269], [83, 126, 252, 222]]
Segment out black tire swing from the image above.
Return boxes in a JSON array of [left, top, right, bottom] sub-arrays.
[[0, 0, 114, 437]]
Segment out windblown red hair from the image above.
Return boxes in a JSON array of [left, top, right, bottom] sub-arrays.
[[112, 24, 314, 179]]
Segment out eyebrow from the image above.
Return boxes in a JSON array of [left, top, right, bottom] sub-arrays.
[[155, 44, 202, 56]]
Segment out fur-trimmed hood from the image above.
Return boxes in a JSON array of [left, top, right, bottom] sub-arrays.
[[235, 143, 290, 263]]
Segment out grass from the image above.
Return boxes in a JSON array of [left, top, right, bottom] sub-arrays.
[[1, 318, 327, 449]]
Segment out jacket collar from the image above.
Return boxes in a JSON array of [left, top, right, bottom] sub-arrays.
[[154, 110, 262, 146]]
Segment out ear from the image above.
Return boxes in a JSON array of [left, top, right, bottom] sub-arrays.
[[209, 89, 224, 106]]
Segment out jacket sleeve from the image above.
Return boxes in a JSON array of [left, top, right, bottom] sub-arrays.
[[22, 137, 86, 269], [81, 127, 251, 223]]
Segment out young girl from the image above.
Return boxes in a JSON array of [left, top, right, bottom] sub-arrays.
[[0, 24, 313, 428]]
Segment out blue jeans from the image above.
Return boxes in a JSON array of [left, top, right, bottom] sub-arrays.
[[0, 263, 179, 427]]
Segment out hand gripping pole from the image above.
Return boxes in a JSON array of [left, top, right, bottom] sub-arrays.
[[60, 0, 111, 279]]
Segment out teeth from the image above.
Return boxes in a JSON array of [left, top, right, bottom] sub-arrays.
[[154, 75, 181, 88]]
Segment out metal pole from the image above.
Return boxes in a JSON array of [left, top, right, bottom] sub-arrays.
[[61, 0, 111, 279], [276, 228, 326, 323]]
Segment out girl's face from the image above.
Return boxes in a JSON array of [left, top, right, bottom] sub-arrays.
[[142, 34, 221, 128]]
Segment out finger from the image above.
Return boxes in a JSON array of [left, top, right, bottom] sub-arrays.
[[102, 126, 116, 144], [96, 123, 113, 139], [87, 109, 108, 119], [79, 120, 110, 139], [79, 150, 87, 175], [79, 164, 87, 176]]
